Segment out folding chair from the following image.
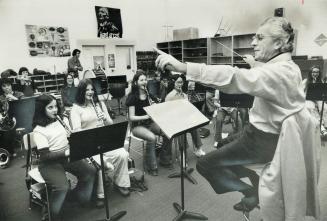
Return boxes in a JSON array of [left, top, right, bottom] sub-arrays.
[[23, 132, 51, 221], [127, 122, 146, 179]]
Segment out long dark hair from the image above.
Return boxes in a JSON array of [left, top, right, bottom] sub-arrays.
[[130, 69, 147, 99], [167, 74, 187, 94], [63, 73, 75, 87], [33, 94, 63, 128], [75, 79, 100, 105], [307, 65, 322, 83]]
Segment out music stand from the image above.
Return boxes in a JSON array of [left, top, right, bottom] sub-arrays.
[[107, 75, 128, 116], [144, 99, 209, 221], [306, 83, 327, 129], [69, 121, 128, 221], [219, 92, 254, 131]]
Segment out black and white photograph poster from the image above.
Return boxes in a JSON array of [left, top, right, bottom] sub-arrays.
[[95, 6, 123, 38]]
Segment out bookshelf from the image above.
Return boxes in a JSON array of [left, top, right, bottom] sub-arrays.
[[157, 34, 255, 67], [31, 74, 65, 93], [136, 51, 157, 73]]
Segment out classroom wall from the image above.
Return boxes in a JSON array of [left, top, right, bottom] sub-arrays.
[[0, 0, 326, 73]]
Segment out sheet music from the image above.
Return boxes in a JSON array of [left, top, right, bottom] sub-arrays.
[[144, 99, 209, 139]]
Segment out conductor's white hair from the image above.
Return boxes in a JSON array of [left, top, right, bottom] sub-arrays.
[[261, 17, 295, 53]]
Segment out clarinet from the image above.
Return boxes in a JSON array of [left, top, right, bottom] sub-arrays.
[[56, 115, 100, 170], [56, 115, 71, 137], [90, 97, 104, 127], [143, 86, 155, 105]]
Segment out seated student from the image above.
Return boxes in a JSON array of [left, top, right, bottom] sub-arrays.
[[126, 70, 169, 176], [70, 79, 130, 206], [33, 94, 96, 221], [16, 67, 37, 97], [302, 65, 327, 138], [0, 69, 17, 78], [61, 73, 77, 109], [147, 70, 161, 102], [159, 74, 205, 167], [0, 78, 24, 156], [213, 90, 243, 148], [0, 78, 24, 101]]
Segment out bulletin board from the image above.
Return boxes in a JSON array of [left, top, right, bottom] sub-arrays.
[[25, 24, 71, 57]]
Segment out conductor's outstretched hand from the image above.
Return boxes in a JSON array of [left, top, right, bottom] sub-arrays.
[[154, 47, 187, 73]]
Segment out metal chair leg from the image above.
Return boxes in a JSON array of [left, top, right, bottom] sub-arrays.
[[243, 211, 250, 221], [45, 184, 51, 221]]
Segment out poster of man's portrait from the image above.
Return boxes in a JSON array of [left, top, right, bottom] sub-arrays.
[[95, 6, 123, 38]]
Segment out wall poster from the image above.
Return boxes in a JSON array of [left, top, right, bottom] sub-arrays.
[[108, 54, 115, 68], [95, 6, 123, 38], [25, 25, 71, 57], [93, 56, 105, 70]]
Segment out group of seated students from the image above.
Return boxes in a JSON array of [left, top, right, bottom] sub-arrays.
[[3, 62, 324, 220], [0, 67, 39, 156]]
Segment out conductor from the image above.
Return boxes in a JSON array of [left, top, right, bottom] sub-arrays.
[[155, 17, 305, 212]]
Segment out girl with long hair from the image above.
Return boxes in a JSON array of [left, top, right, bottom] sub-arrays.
[[33, 94, 96, 220], [125, 70, 168, 176], [70, 79, 130, 207]]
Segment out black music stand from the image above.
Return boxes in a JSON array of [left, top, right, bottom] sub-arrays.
[[144, 100, 209, 221], [107, 75, 128, 116], [69, 121, 128, 221], [167, 136, 197, 185], [306, 83, 327, 129], [219, 92, 254, 131]]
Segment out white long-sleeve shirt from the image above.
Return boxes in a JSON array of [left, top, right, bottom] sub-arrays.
[[186, 53, 306, 134]]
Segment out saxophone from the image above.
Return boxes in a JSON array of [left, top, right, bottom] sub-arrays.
[[0, 99, 16, 131]]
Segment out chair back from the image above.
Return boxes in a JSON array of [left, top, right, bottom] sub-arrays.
[[23, 132, 37, 176]]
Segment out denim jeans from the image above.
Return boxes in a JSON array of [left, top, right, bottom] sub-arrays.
[[197, 124, 278, 195], [214, 108, 242, 142], [160, 129, 202, 164], [39, 159, 96, 220]]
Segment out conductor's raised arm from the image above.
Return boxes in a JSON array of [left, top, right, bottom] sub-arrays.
[[153, 47, 187, 73]]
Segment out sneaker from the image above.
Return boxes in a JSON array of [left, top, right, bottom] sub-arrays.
[[193, 148, 206, 157]]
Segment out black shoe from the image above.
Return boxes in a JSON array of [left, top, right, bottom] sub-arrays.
[[213, 141, 224, 149], [137, 180, 148, 191], [233, 195, 259, 212], [147, 168, 158, 176], [95, 199, 105, 209]]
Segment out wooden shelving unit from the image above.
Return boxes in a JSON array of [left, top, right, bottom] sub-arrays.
[[157, 34, 255, 68], [136, 51, 157, 73], [31, 74, 65, 93]]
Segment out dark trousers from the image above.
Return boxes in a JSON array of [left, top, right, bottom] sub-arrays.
[[39, 159, 96, 220], [196, 124, 278, 195], [214, 109, 241, 142], [0, 129, 16, 154]]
